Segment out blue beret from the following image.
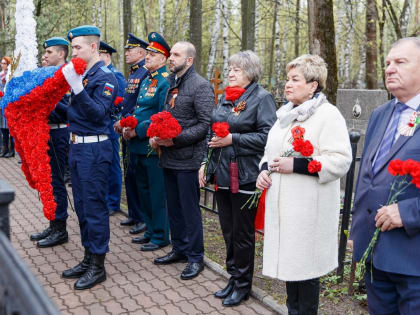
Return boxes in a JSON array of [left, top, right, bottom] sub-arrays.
[[43, 37, 69, 49], [147, 32, 170, 58], [67, 25, 101, 41], [99, 41, 117, 54], [125, 33, 148, 49]]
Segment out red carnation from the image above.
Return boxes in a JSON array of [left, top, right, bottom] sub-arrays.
[[388, 159, 404, 176], [292, 138, 305, 153], [114, 96, 123, 106], [291, 126, 305, 140], [300, 140, 314, 157], [0, 91, 4, 97], [402, 159, 418, 176], [120, 116, 138, 129], [71, 57, 87, 75], [308, 160, 322, 173], [147, 111, 182, 139], [212, 122, 230, 138]]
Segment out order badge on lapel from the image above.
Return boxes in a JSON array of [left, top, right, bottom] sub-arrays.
[[82, 78, 89, 87], [399, 111, 420, 137], [232, 100, 246, 116]]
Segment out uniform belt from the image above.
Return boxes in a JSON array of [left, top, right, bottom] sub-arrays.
[[70, 133, 108, 144], [49, 123, 68, 129]]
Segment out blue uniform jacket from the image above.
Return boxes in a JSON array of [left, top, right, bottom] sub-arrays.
[[48, 91, 70, 124], [120, 60, 148, 117], [107, 63, 126, 138], [67, 61, 118, 136], [129, 66, 170, 155], [351, 99, 420, 276]]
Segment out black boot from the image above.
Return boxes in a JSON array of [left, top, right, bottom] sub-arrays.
[[62, 248, 92, 279], [0, 146, 8, 157], [74, 253, 106, 290], [4, 140, 14, 158], [215, 278, 235, 299], [37, 220, 68, 248], [30, 221, 53, 241], [222, 287, 250, 307]]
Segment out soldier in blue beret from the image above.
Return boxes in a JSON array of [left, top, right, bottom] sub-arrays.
[[122, 32, 170, 252], [61, 25, 118, 290], [29, 37, 71, 248], [99, 41, 126, 217], [114, 33, 148, 234]]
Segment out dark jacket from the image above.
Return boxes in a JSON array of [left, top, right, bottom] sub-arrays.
[[205, 83, 277, 187], [159, 65, 215, 170]]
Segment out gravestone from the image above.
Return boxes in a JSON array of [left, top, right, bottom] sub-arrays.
[[336, 89, 389, 157]]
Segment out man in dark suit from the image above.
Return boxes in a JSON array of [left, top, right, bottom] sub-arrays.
[[351, 37, 420, 314]]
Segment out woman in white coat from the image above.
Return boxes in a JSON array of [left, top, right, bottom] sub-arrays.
[[256, 54, 352, 315]]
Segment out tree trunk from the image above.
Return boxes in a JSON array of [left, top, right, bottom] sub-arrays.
[[268, 0, 278, 89], [222, 0, 229, 85], [378, 0, 386, 87], [357, 44, 366, 88], [123, 0, 132, 77], [0, 0, 6, 57], [294, 0, 300, 57], [274, 2, 281, 88], [241, 0, 255, 51], [119, 0, 124, 72], [159, 0, 166, 34], [206, 0, 222, 79], [365, 0, 378, 89], [97, 0, 102, 30], [307, 0, 338, 104], [399, 0, 410, 37], [91, 0, 96, 25], [190, 0, 202, 74]]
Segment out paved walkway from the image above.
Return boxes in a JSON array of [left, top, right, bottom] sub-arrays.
[[1, 156, 275, 315]]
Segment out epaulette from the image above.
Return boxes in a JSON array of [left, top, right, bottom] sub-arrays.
[[100, 66, 111, 73], [162, 72, 169, 78], [143, 65, 148, 70], [151, 71, 158, 77]]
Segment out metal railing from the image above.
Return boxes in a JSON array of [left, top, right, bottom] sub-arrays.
[[0, 179, 60, 315]]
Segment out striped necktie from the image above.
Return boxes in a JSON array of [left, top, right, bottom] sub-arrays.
[[373, 101, 408, 175]]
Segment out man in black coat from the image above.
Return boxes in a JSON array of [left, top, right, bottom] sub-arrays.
[[150, 41, 214, 280]]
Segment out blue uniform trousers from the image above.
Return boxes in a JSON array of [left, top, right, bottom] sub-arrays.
[[163, 168, 204, 263], [69, 140, 112, 254], [48, 128, 69, 222], [123, 139, 143, 223], [135, 155, 169, 246], [365, 263, 420, 315], [105, 126, 122, 212]]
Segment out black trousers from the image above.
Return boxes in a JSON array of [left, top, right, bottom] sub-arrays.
[[286, 278, 320, 315], [215, 188, 257, 290]]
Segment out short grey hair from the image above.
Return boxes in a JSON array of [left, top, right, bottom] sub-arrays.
[[228, 50, 262, 83], [175, 41, 196, 59], [391, 37, 420, 50], [286, 54, 328, 91]]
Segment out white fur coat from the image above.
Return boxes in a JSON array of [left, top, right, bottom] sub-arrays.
[[260, 101, 352, 281]]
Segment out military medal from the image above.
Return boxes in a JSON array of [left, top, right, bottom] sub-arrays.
[[82, 78, 89, 87], [233, 100, 246, 116], [146, 79, 157, 97], [399, 111, 420, 137]]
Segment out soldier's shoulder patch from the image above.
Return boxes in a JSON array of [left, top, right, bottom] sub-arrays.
[[100, 66, 111, 73], [103, 82, 114, 97], [162, 72, 169, 78]]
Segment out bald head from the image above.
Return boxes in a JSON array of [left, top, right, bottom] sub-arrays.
[[169, 41, 196, 76]]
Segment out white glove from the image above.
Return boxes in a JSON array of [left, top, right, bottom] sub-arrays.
[[62, 62, 84, 95]]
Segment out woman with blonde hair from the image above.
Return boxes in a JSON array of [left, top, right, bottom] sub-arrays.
[[257, 54, 352, 314]]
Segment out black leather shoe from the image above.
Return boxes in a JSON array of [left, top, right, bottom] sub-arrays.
[[4, 151, 14, 158], [120, 218, 135, 226], [0, 149, 8, 158], [30, 226, 52, 241], [37, 220, 68, 248], [129, 222, 147, 234], [62, 248, 91, 279], [132, 236, 150, 244], [181, 262, 204, 280], [222, 288, 250, 307], [154, 251, 188, 265], [74, 253, 106, 290], [141, 243, 167, 252], [215, 278, 234, 299]]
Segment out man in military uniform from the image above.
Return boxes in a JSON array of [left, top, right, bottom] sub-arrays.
[[99, 41, 126, 216], [114, 33, 148, 234], [61, 25, 118, 290], [30, 37, 70, 248], [123, 32, 170, 252]]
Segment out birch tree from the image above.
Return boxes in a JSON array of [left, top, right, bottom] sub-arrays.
[[159, 0, 166, 34], [222, 0, 229, 85], [206, 0, 222, 79]]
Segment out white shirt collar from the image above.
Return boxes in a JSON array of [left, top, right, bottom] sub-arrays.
[[396, 93, 420, 110]]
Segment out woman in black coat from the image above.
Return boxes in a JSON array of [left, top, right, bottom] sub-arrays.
[[199, 50, 276, 307]]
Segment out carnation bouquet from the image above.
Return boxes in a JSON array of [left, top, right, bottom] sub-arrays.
[[356, 159, 420, 281], [241, 126, 322, 210], [146, 111, 182, 156], [120, 116, 138, 129], [203, 121, 230, 174]]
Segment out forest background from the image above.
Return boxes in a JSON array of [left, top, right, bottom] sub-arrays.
[[0, 0, 418, 104]]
